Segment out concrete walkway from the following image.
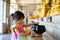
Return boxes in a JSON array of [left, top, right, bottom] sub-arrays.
[[0, 34, 43, 40], [0, 34, 11, 40]]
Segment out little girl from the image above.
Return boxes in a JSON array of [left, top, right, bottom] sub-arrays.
[[10, 11, 38, 40]]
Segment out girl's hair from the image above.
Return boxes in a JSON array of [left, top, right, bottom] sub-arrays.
[[11, 11, 25, 20]]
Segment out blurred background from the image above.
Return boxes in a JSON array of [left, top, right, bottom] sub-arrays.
[[0, 0, 60, 40]]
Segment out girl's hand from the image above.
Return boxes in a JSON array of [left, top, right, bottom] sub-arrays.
[[26, 31, 31, 34]]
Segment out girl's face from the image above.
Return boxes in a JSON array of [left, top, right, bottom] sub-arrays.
[[17, 18, 24, 24]]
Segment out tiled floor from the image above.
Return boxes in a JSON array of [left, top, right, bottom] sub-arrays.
[[32, 37, 43, 40], [0, 34, 11, 40], [0, 34, 43, 40]]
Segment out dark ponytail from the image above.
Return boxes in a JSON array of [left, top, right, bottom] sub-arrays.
[[11, 11, 25, 20], [11, 13, 14, 16]]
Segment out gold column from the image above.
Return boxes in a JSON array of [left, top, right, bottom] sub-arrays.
[[36, 0, 51, 18], [45, 0, 51, 17], [50, 0, 60, 16]]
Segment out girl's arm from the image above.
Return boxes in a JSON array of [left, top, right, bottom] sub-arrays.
[[23, 22, 39, 27], [11, 29, 15, 34], [14, 28, 27, 36], [23, 23, 33, 27]]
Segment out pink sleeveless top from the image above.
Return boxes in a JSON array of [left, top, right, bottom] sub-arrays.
[[15, 24, 24, 38], [10, 24, 24, 39], [16, 24, 24, 33]]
